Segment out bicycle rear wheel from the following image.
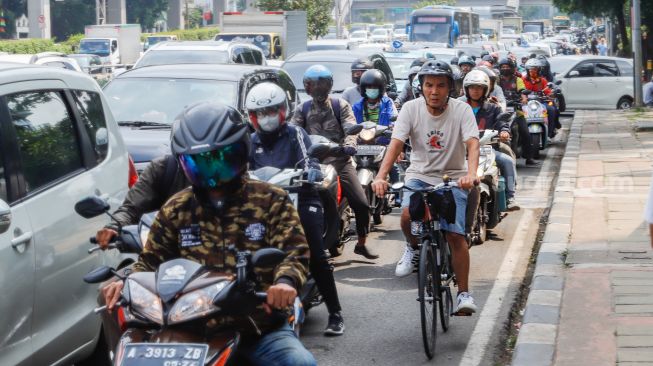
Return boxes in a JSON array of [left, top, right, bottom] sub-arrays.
[[418, 239, 438, 359]]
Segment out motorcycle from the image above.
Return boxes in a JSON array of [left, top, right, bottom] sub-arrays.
[[522, 90, 549, 159], [471, 130, 508, 245], [354, 121, 394, 226]]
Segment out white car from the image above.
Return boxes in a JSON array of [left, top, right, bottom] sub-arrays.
[[393, 29, 408, 41], [551, 56, 634, 109], [371, 29, 391, 43], [0, 53, 83, 72], [350, 30, 369, 43]]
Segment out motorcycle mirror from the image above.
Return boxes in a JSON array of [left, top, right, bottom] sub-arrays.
[[555, 80, 562, 85], [521, 89, 532, 96], [307, 144, 331, 160], [345, 124, 364, 136], [252, 248, 286, 268], [75, 196, 110, 219], [391, 182, 405, 190], [83, 266, 114, 284]]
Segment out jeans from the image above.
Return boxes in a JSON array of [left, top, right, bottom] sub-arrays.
[[298, 199, 342, 315], [333, 159, 370, 237], [494, 151, 517, 199], [401, 179, 469, 236], [245, 323, 317, 366]]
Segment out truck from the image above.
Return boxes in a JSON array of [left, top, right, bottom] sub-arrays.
[[80, 24, 141, 66], [502, 16, 522, 34], [522, 21, 545, 37], [480, 19, 503, 40], [216, 11, 307, 60]]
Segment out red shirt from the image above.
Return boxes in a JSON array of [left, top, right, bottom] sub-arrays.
[[522, 76, 551, 96]]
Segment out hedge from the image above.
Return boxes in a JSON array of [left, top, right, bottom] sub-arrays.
[[142, 27, 220, 42]]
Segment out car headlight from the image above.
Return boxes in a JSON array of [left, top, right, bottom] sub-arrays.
[[128, 279, 163, 324], [139, 226, 150, 247], [168, 281, 229, 324], [360, 128, 376, 142]]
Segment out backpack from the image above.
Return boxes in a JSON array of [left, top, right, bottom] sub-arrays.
[[301, 96, 342, 125]]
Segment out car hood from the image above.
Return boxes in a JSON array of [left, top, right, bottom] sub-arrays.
[[119, 127, 172, 163]]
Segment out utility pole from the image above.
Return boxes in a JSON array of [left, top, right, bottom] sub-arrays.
[[633, 0, 644, 107], [185, 0, 190, 29]]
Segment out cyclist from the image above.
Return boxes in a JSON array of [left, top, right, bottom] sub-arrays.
[[102, 101, 316, 365], [246, 82, 345, 336], [291, 65, 378, 260], [371, 60, 480, 315]]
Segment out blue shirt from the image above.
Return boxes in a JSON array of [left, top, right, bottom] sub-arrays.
[[644, 82, 653, 105]]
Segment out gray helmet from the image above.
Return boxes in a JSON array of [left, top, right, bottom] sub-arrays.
[[458, 55, 475, 67], [417, 59, 455, 95]]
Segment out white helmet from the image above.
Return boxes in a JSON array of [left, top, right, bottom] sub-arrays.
[[463, 69, 490, 100], [245, 82, 289, 134]]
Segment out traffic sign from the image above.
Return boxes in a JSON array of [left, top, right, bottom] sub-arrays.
[[392, 40, 403, 49], [38, 15, 45, 24]]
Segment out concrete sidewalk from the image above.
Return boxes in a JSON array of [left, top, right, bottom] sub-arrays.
[[512, 109, 653, 366]]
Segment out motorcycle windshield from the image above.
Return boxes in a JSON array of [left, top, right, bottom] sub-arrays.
[[156, 259, 203, 303]]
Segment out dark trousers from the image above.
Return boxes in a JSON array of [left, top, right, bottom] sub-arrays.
[[298, 201, 342, 315], [546, 105, 559, 138], [333, 160, 370, 237], [515, 115, 534, 160]]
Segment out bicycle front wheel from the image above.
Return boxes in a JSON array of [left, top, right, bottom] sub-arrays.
[[418, 239, 438, 359]]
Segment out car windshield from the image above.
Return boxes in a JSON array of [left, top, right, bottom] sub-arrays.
[[79, 40, 110, 57], [283, 61, 353, 92], [136, 50, 229, 68], [215, 34, 271, 55], [307, 43, 349, 51], [352, 31, 367, 38], [549, 58, 581, 76], [385, 57, 413, 79], [103, 78, 237, 125], [373, 29, 387, 36], [411, 23, 450, 43]]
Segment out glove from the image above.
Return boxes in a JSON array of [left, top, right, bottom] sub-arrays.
[[342, 146, 357, 156], [307, 168, 323, 184]]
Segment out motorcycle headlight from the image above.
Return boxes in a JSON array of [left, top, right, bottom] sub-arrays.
[[128, 279, 163, 324], [360, 128, 376, 142], [168, 281, 229, 324], [529, 101, 539, 111]]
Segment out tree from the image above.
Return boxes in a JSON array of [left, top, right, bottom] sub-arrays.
[[50, 0, 94, 41], [127, 0, 168, 31], [257, 0, 332, 39], [412, 0, 455, 9], [0, 0, 26, 39]]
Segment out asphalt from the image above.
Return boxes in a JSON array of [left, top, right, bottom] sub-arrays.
[[301, 116, 571, 366]]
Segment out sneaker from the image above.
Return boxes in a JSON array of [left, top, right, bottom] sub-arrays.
[[324, 312, 345, 336], [525, 159, 540, 167], [395, 244, 417, 277], [354, 245, 379, 260], [454, 292, 477, 315], [507, 198, 520, 211]]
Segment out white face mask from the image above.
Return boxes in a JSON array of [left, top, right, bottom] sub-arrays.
[[257, 112, 280, 132]]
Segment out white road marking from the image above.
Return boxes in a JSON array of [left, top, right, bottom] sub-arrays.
[[459, 132, 565, 366]]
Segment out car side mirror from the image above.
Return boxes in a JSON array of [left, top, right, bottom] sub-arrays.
[[307, 144, 331, 160], [251, 248, 286, 268], [0, 199, 11, 234], [74, 196, 110, 219], [568, 70, 580, 77], [83, 266, 114, 284], [345, 124, 364, 135]]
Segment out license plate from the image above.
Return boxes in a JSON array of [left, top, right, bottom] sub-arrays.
[[121, 343, 208, 366], [356, 145, 385, 155], [289, 193, 299, 208], [480, 145, 493, 155]]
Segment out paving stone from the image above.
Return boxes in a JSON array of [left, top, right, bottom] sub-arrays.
[[537, 252, 564, 265], [532, 276, 564, 291], [534, 264, 564, 277], [613, 278, 653, 286], [618, 325, 653, 336], [517, 323, 557, 344], [619, 336, 653, 348], [615, 305, 653, 314], [526, 290, 562, 307], [523, 304, 560, 325], [618, 349, 653, 362], [618, 362, 653, 366], [615, 295, 653, 305], [511, 343, 555, 366], [613, 286, 653, 295], [613, 271, 653, 279]]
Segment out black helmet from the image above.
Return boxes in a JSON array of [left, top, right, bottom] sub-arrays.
[[417, 59, 455, 95], [171, 102, 250, 189], [482, 54, 494, 64], [458, 55, 475, 67], [410, 57, 428, 69], [498, 58, 513, 68], [359, 69, 387, 98], [351, 58, 374, 85]]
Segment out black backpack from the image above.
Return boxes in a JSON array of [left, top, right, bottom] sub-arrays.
[[300, 96, 342, 125]]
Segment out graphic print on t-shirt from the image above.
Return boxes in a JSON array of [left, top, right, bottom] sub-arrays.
[[426, 130, 446, 151]]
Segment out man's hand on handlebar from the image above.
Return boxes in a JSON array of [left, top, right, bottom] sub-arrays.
[[101, 281, 123, 313], [458, 174, 479, 189], [263, 283, 297, 314], [371, 178, 389, 198], [499, 131, 511, 142], [95, 227, 118, 249]]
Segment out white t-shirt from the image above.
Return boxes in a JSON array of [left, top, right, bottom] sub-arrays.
[[392, 97, 479, 185]]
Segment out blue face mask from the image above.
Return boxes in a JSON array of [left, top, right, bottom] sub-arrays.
[[365, 88, 380, 100]]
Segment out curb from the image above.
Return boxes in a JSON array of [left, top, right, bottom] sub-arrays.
[[511, 111, 583, 366]]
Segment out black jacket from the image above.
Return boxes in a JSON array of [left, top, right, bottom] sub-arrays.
[[460, 99, 510, 133], [109, 155, 189, 229]]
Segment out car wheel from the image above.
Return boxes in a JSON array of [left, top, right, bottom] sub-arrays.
[[618, 97, 633, 110]]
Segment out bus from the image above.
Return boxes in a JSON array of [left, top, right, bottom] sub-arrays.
[[408, 6, 480, 47], [552, 16, 571, 31]]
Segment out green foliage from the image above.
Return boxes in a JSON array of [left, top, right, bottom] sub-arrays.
[[412, 0, 455, 9], [127, 0, 168, 31], [256, 0, 332, 39], [186, 7, 204, 29], [50, 0, 95, 41], [0, 0, 26, 39], [0, 38, 71, 54], [142, 27, 220, 42]]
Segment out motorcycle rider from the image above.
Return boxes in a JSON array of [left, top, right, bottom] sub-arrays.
[[459, 70, 520, 210], [371, 60, 480, 314], [477, 66, 507, 111], [246, 82, 345, 336], [457, 55, 476, 96], [291, 65, 378, 260], [522, 58, 560, 138], [342, 58, 375, 107], [498, 58, 540, 166], [396, 57, 428, 108], [102, 101, 316, 365]]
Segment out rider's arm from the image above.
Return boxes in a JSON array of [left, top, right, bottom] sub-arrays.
[[296, 126, 321, 170], [108, 157, 169, 229], [377, 138, 405, 180], [466, 137, 480, 178], [268, 194, 310, 290], [338, 99, 359, 148], [132, 203, 181, 272], [288, 103, 306, 129]]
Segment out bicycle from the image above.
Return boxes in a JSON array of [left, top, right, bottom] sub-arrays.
[[390, 176, 461, 359]]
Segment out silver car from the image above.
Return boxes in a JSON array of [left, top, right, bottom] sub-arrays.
[[0, 63, 130, 365]]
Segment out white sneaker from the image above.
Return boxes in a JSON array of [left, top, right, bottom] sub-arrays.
[[395, 244, 417, 277], [455, 292, 478, 315]]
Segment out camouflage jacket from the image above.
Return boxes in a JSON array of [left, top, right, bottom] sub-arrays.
[[132, 179, 309, 336]]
